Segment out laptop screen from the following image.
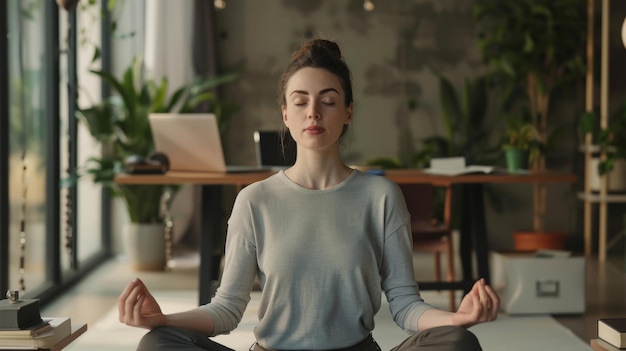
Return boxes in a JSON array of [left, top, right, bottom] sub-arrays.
[[149, 113, 228, 172]]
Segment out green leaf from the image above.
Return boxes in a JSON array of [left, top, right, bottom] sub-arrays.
[[579, 111, 594, 136], [523, 33, 534, 53], [76, 105, 115, 141], [438, 75, 462, 141]]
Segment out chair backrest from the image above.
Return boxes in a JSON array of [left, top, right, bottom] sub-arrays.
[[399, 183, 436, 225]]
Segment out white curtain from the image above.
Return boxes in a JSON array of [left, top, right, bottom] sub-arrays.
[[144, 1, 196, 93], [143, 0, 198, 246]]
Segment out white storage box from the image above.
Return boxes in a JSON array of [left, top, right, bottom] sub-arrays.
[[490, 250, 586, 315]]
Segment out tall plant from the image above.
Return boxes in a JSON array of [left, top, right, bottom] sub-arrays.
[[473, 0, 586, 232], [412, 74, 501, 168], [77, 56, 239, 223], [473, 0, 587, 169]]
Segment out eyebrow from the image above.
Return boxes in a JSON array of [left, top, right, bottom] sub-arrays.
[[289, 88, 340, 96]]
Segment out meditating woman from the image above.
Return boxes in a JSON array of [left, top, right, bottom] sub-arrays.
[[118, 37, 500, 351]]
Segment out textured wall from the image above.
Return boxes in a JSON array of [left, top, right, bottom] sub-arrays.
[[215, 0, 486, 166], [213, 0, 590, 250]]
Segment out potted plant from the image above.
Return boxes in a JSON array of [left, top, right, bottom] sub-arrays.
[[501, 118, 541, 172], [473, 0, 587, 246], [77, 56, 239, 270], [581, 104, 626, 191]]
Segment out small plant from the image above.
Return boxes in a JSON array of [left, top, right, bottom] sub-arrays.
[[474, 0, 586, 170], [503, 121, 541, 152], [581, 104, 626, 176]]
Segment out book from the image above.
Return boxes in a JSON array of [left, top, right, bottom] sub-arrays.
[[0, 319, 51, 338], [0, 317, 71, 350], [598, 318, 626, 349]]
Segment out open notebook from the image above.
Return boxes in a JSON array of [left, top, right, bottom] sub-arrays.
[[422, 157, 498, 176], [149, 113, 268, 173]]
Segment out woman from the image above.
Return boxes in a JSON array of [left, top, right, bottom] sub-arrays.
[[118, 38, 500, 351]]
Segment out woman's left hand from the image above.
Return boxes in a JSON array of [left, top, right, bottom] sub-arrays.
[[452, 278, 500, 328]]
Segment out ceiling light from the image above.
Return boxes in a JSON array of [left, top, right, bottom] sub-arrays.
[[214, 0, 226, 10]]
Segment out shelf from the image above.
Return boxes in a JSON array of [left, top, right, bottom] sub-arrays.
[[578, 144, 617, 153], [577, 192, 626, 203], [578, 144, 601, 153]]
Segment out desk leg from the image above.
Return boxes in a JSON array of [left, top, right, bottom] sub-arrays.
[[199, 185, 223, 305], [459, 185, 473, 293], [459, 184, 491, 294]]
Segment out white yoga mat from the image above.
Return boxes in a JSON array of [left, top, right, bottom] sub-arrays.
[[66, 290, 592, 351]]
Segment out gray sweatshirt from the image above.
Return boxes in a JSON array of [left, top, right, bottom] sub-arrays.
[[198, 170, 433, 350]]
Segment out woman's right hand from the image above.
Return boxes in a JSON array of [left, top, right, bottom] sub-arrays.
[[118, 277, 166, 329]]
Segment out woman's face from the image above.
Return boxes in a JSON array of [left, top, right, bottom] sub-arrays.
[[282, 67, 353, 153]]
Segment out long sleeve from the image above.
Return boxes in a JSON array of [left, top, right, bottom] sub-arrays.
[[197, 170, 433, 349]]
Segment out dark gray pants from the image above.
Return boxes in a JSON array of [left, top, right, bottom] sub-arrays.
[[137, 326, 481, 351]]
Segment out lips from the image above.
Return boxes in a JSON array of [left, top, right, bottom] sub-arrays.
[[305, 126, 325, 134]]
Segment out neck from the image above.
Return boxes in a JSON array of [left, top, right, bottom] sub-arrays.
[[284, 149, 353, 190]]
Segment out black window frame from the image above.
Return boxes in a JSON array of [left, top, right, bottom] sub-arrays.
[[0, 0, 113, 306]]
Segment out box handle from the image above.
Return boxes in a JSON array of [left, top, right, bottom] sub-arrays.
[[536, 279, 560, 297]]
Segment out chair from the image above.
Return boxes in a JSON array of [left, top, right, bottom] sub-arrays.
[[399, 183, 456, 311]]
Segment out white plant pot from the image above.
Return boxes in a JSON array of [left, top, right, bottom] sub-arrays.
[[123, 223, 166, 271], [589, 158, 626, 192]]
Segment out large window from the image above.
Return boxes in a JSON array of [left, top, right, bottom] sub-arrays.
[[7, 0, 50, 293], [1, 0, 111, 302]]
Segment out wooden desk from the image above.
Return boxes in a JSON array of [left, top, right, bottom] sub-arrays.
[[49, 323, 87, 351], [116, 169, 576, 305]]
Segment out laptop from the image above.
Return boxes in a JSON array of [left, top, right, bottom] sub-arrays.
[[149, 113, 267, 173], [253, 130, 296, 170]]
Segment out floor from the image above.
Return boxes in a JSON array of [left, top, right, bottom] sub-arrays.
[[41, 247, 626, 347]]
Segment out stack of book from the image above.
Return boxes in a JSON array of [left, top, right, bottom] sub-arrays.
[[0, 292, 77, 349], [0, 317, 72, 350], [593, 318, 626, 351]]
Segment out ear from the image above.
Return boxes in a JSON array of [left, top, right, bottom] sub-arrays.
[[344, 103, 354, 124], [282, 105, 288, 126]]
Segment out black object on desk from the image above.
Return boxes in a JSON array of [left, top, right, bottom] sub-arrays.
[[0, 290, 43, 330]]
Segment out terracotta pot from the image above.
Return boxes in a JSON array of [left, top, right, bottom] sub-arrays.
[[512, 231, 568, 251]]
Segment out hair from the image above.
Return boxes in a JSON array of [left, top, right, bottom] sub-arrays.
[[277, 38, 354, 148], [278, 38, 354, 109]]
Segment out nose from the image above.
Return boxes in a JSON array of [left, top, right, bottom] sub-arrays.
[[307, 103, 321, 120]]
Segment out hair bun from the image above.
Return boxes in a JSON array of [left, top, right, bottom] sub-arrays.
[[309, 39, 342, 60], [290, 38, 343, 62]]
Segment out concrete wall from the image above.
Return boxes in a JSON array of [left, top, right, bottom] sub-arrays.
[[215, 0, 486, 167]]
